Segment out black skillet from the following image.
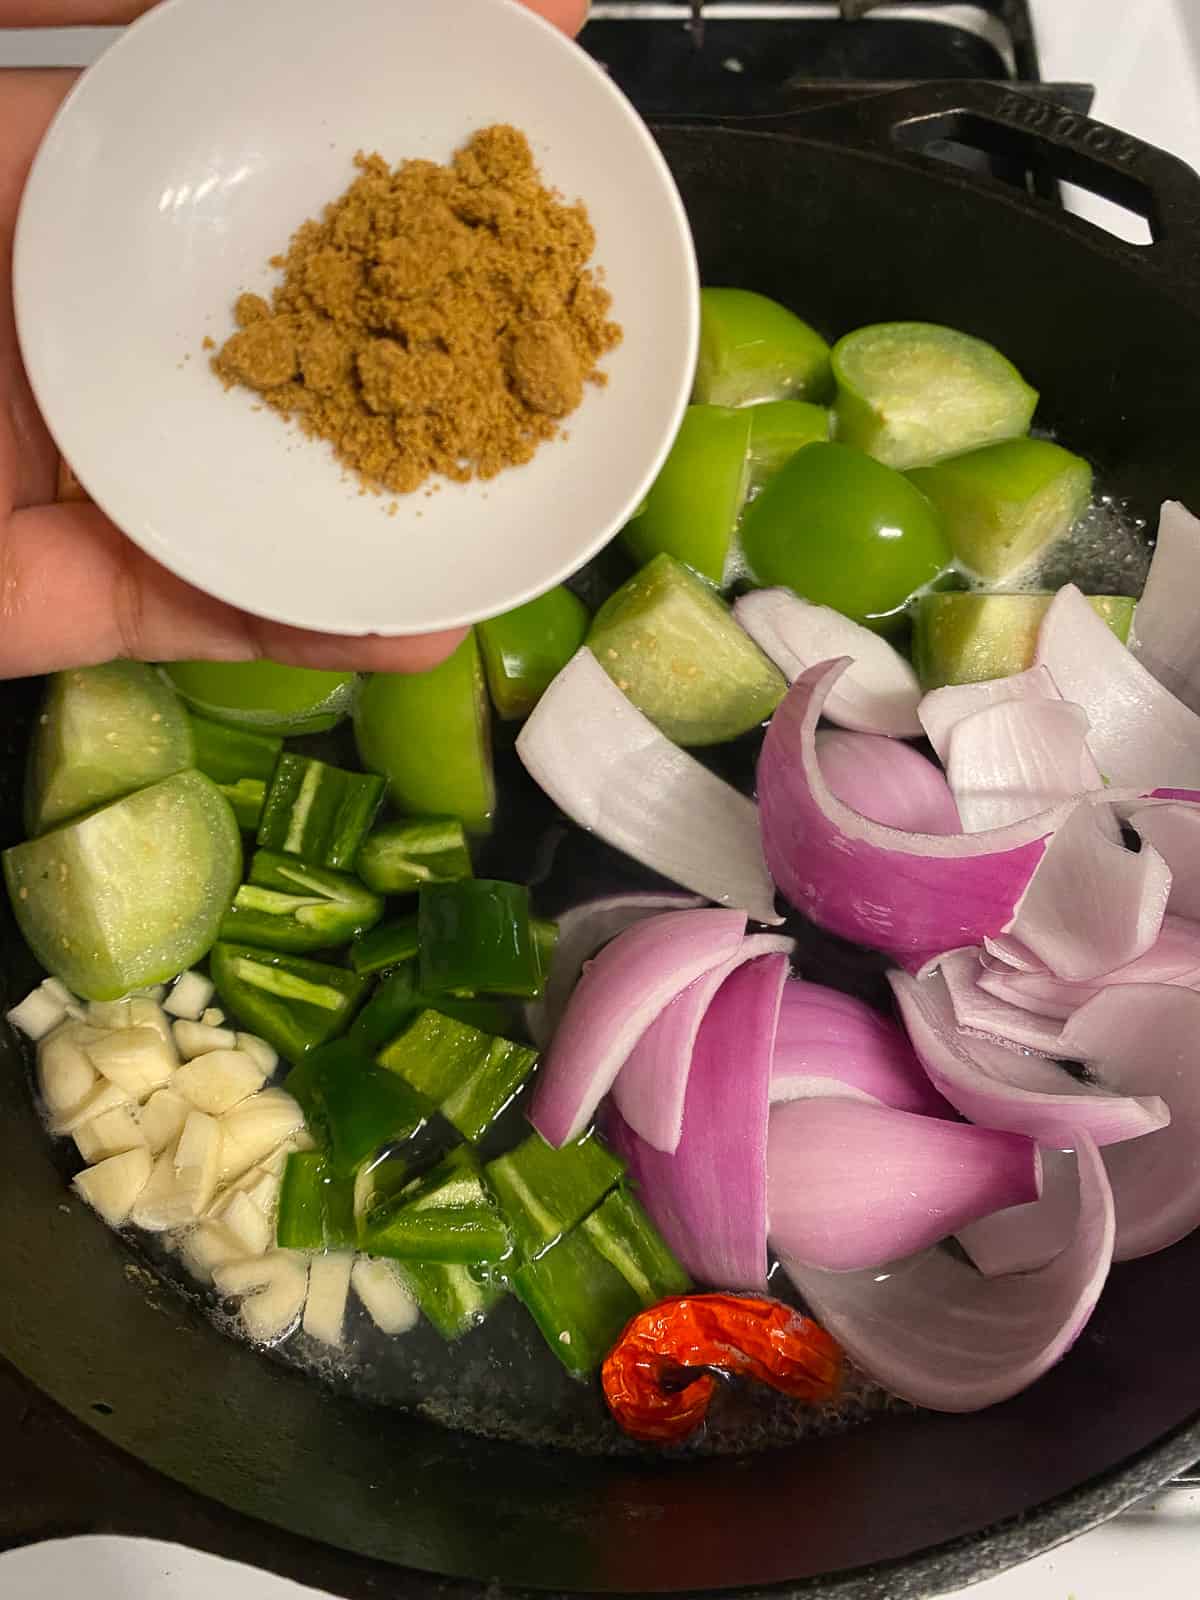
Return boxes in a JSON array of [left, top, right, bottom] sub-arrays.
[[3, 79, 1200, 1600]]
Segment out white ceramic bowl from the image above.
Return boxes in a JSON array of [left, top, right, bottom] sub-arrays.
[[15, 0, 698, 637]]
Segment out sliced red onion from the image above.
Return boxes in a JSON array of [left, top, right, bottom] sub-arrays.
[[524, 892, 703, 1049], [780, 1133, 1114, 1412], [982, 934, 1043, 972], [732, 589, 922, 737], [945, 699, 1103, 833], [1129, 804, 1200, 922], [939, 948, 1063, 1056], [610, 932, 793, 1154], [1129, 502, 1200, 713], [528, 908, 747, 1148], [1006, 800, 1170, 982], [771, 978, 955, 1119], [816, 729, 961, 834], [1061, 984, 1200, 1261], [979, 914, 1200, 1020], [766, 1098, 1040, 1272], [758, 660, 1068, 972], [958, 1147, 1080, 1278], [919, 665, 1062, 766], [605, 952, 787, 1291], [516, 649, 780, 925], [1036, 584, 1200, 790], [890, 969, 1169, 1148]]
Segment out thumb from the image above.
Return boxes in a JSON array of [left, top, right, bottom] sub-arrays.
[[0, 499, 466, 678], [525, 0, 590, 34]]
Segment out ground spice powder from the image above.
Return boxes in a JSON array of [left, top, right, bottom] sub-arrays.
[[212, 125, 622, 496]]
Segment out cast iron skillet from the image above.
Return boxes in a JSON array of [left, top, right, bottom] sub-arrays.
[[4, 79, 1200, 1600]]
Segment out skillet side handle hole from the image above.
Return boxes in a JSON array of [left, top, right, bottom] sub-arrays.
[[91, 1400, 114, 1416], [1056, 182, 1153, 246], [892, 110, 1158, 247]]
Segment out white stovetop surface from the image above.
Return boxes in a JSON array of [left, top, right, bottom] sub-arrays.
[[2, 1, 1198, 1595]]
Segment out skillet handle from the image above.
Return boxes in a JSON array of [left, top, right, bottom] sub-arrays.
[[735, 79, 1200, 297]]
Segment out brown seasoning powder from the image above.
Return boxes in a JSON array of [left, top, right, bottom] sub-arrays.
[[212, 125, 623, 496]]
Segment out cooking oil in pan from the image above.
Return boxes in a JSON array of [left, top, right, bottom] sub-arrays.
[[125, 1219, 903, 1458], [1014, 490, 1150, 598]]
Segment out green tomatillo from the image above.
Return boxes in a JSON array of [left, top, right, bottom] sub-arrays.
[[739, 441, 951, 631]]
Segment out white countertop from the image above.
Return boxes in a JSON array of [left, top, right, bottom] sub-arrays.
[[2, 2, 1198, 1595]]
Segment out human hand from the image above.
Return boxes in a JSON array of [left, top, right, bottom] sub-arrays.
[[0, 0, 590, 679]]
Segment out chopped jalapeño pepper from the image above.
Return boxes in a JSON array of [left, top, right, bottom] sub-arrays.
[[418, 879, 541, 998], [356, 817, 473, 896], [349, 914, 420, 976], [513, 1188, 690, 1377], [209, 942, 369, 1062], [189, 715, 282, 831], [581, 1187, 691, 1304], [513, 1228, 641, 1378], [357, 1145, 511, 1265], [275, 1150, 357, 1250], [257, 753, 384, 870], [347, 962, 515, 1054], [220, 851, 384, 953], [485, 1130, 623, 1262], [378, 1007, 538, 1142], [303, 1041, 435, 1178], [392, 1258, 505, 1341]]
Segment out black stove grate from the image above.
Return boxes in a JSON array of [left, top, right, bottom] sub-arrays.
[[581, 0, 1046, 117], [582, 4, 1093, 220]]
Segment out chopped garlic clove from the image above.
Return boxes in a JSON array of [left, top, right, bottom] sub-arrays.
[[173, 1019, 238, 1060], [131, 1146, 193, 1231], [125, 997, 179, 1059], [40, 977, 78, 1011], [212, 1189, 274, 1257], [202, 1158, 283, 1238], [87, 999, 136, 1030], [218, 1162, 284, 1222], [214, 1251, 308, 1343], [174, 1110, 220, 1214], [304, 1252, 353, 1347], [85, 1026, 176, 1099], [241, 1166, 283, 1218], [217, 1089, 306, 1186], [236, 1032, 278, 1077], [33, 979, 84, 1023], [37, 1021, 103, 1117], [200, 1007, 226, 1028], [352, 1257, 420, 1335], [164, 970, 216, 1021], [74, 1102, 145, 1163], [7, 983, 68, 1041], [74, 1146, 152, 1226], [174, 1050, 265, 1116], [87, 996, 175, 1055], [260, 1143, 295, 1175], [53, 1078, 130, 1135], [181, 1221, 242, 1280], [44, 978, 86, 1022], [140, 1088, 191, 1154]]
